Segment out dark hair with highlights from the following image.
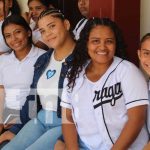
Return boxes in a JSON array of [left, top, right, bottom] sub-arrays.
[[38, 7, 65, 21], [67, 17, 127, 90]]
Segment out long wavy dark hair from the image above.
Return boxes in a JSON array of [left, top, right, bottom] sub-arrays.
[[67, 17, 127, 90]]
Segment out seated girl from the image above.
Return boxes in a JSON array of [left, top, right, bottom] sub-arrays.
[[138, 33, 150, 150], [0, 14, 45, 147], [2, 8, 76, 150], [61, 18, 149, 150]]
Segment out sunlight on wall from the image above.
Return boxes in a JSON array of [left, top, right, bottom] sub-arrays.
[[17, 0, 28, 13], [140, 0, 150, 38]]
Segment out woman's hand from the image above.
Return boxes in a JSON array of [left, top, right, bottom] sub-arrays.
[[0, 131, 15, 144], [143, 142, 150, 150]]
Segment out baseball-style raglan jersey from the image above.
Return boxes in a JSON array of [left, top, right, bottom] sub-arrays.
[[61, 56, 149, 150], [147, 81, 150, 134]]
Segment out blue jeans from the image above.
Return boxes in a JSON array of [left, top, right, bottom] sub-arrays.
[[57, 135, 90, 150], [2, 110, 62, 150]]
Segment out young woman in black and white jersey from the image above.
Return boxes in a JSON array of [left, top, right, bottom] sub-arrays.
[[61, 18, 149, 150]]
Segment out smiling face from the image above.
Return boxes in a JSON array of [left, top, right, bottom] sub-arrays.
[[138, 38, 150, 76], [38, 14, 70, 50], [3, 24, 31, 52], [78, 0, 89, 18], [28, 0, 47, 22], [87, 25, 116, 66]]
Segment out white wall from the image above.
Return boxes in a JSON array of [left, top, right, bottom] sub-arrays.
[[140, 0, 150, 38], [17, 0, 28, 13]]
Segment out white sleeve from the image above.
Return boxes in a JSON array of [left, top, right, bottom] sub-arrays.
[[0, 56, 4, 85], [0, 72, 2, 85], [61, 77, 72, 109], [121, 63, 149, 109], [32, 30, 42, 44]]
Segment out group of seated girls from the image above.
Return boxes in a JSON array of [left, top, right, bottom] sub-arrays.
[[0, 1, 150, 150]]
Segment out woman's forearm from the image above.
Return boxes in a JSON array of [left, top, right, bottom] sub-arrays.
[[62, 108, 79, 150], [111, 105, 147, 150]]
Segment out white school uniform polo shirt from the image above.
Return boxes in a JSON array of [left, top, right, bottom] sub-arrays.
[[0, 45, 45, 110], [61, 57, 149, 150]]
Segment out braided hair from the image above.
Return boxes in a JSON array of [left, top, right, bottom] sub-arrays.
[[38, 8, 65, 21]]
